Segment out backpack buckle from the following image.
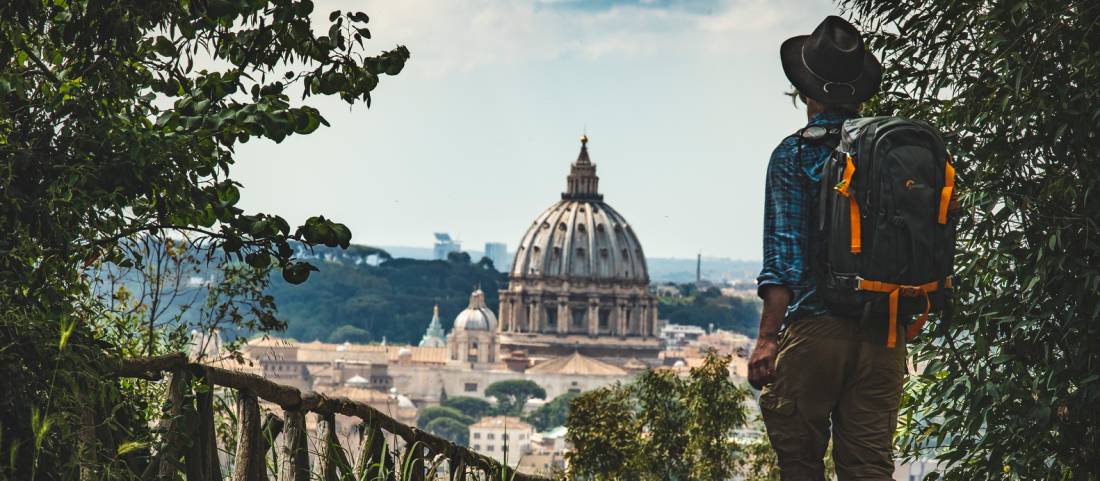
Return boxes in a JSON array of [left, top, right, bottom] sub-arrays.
[[899, 285, 924, 297]]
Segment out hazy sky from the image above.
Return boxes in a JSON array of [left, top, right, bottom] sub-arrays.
[[232, 0, 840, 260]]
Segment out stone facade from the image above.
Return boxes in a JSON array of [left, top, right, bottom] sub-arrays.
[[498, 136, 661, 363]]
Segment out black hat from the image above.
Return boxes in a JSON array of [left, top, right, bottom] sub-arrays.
[[780, 15, 882, 104]]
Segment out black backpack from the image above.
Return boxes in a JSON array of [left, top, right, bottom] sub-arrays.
[[811, 117, 956, 347]]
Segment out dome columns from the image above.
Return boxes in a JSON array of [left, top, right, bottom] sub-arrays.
[[556, 296, 569, 335]]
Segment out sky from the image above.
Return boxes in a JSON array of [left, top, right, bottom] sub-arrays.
[[231, 0, 841, 260]]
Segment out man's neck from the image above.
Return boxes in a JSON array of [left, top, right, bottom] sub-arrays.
[[806, 99, 827, 121]]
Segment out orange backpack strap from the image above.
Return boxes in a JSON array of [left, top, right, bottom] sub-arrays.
[[835, 154, 861, 254], [858, 277, 952, 348], [938, 157, 955, 224]]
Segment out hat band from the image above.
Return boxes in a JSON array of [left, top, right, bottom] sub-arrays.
[[801, 43, 862, 97]]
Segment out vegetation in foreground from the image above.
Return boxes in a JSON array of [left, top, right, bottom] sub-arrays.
[[0, 0, 408, 478], [844, 0, 1100, 477]]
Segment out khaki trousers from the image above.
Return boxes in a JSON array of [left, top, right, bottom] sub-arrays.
[[759, 314, 907, 481]]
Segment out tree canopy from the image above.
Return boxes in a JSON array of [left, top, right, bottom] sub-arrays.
[[416, 406, 474, 430], [442, 396, 494, 421], [523, 391, 579, 432], [566, 353, 752, 481], [485, 379, 547, 417], [843, 0, 1100, 477], [0, 0, 406, 477]]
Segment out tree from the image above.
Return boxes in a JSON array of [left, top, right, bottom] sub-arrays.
[[0, 0, 407, 477], [442, 396, 494, 420], [523, 391, 579, 432], [327, 324, 371, 344], [485, 379, 547, 416], [425, 417, 470, 446], [566, 353, 752, 481], [416, 406, 474, 430], [632, 370, 691, 481], [841, 1, 1100, 477], [565, 385, 643, 480], [684, 353, 750, 481]]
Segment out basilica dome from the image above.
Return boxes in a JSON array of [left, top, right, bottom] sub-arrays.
[[510, 136, 649, 285], [453, 288, 498, 332]]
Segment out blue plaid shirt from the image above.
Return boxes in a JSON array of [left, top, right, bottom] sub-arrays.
[[757, 110, 856, 323]]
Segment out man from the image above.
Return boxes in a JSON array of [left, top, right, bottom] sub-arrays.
[[749, 16, 904, 480]]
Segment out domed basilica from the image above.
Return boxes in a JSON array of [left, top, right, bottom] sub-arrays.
[[496, 136, 660, 363]]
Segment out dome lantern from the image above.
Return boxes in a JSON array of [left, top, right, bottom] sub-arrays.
[[564, 135, 602, 201]]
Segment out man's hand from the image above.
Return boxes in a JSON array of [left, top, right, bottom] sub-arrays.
[[748, 337, 779, 389], [750, 284, 791, 389]]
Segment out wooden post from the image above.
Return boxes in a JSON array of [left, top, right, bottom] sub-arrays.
[[279, 409, 310, 481], [316, 411, 351, 481], [448, 449, 466, 481], [259, 413, 285, 481], [141, 368, 192, 481], [185, 376, 220, 481], [400, 433, 426, 481], [233, 390, 264, 481], [77, 401, 97, 481], [355, 417, 388, 481]]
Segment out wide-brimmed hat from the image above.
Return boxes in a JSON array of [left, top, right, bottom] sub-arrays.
[[781, 15, 882, 104]]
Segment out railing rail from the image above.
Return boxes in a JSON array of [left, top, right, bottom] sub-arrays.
[[113, 353, 552, 481]]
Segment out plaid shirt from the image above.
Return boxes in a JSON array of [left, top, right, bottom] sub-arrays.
[[757, 110, 856, 323]]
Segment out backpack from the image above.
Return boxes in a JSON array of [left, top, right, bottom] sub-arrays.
[[810, 117, 956, 347]]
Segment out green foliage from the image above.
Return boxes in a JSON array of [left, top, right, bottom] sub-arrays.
[[0, 0, 406, 477], [684, 353, 750, 481], [523, 391, 579, 432], [424, 417, 470, 447], [267, 251, 505, 344], [633, 370, 690, 481], [484, 380, 547, 417], [442, 396, 494, 420], [564, 385, 643, 480], [415, 406, 474, 430], [327, 324, 371, 344], [658, 286, 760, 336], [566, 353, 752, 481], [842, 0, 1100, 478]]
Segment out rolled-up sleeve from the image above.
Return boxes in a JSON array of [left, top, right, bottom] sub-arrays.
[[757, 138, 809, 296]]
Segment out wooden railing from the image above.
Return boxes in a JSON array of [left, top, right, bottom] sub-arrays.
[[114, 353, 553, 481]]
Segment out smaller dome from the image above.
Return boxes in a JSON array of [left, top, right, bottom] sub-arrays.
[[398, 347, 412, 358], [454, 288, 498, 332], [346, 375, 369, 387]]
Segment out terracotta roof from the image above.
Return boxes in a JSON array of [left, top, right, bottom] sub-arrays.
[[526, 352, 627, 376], [385, 346, 448, 364], [246, 338, 447, 365], [470, 416, 533, 432]]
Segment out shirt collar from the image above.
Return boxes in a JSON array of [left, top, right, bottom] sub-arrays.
[[808, 110, 856, 126]]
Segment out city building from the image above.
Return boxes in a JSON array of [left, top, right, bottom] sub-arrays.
[[498, 136, 661, 365], [468, 416, 534, 466], [660, 323, 707, 348], [484, 242, 510, 272], [418, 305, 447, 348], [447, 289, 499, 365], [433, 233, 461, 260]]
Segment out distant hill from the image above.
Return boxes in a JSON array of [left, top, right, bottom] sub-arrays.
[[268, 247, 505, 344], [266, 245, 759, 344], [378, 245, 760, 284]]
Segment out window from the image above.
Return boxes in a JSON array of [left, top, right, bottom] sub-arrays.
[[599, 309, 610, 329], [572, 308, 586, 328], [487, 445, 494, 452], [474, 444, 481, 450], [464, 383, 478, 392], [487, 433, 495, 440], [502, 434, 508, 441], [473, 433, 480, 439]]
